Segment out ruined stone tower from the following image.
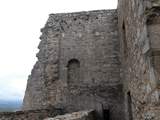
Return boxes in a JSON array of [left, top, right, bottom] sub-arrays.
[[22, 10, 124, 120], [22, 0, 160, 120]]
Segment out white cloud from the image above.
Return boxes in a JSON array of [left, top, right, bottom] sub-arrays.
[[0, 75, 27, 100], [0, 0, 117, 101]]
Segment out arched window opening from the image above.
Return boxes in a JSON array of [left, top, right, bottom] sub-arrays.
[[67, 59, 80, 84]]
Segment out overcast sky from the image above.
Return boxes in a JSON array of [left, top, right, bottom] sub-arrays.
[[0, 0, 117, 101]]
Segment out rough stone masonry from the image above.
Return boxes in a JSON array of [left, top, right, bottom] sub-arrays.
[[1, 0, 160, 120], [23, 10, 124, 120]]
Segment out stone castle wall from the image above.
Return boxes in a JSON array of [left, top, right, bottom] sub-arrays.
[[23, 10, 125, 120], [0, 108, 63, 120], [19, 0, 160, 120], [118, 0, 160, 119]]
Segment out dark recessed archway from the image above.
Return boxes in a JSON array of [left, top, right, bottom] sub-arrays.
[[67, 59, 80, 84]]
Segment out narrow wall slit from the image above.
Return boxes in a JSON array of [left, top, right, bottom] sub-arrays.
[[122, 22, 128, 59], [127, 92, 133, 120]]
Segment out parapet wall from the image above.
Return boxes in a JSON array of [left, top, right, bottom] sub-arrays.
[[0, 108, 63, 120]]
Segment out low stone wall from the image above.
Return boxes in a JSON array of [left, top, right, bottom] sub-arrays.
[[0, 108, 63, 120], [44, 110, 96, 120]]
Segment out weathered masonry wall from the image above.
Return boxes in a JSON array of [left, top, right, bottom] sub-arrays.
[[0, 108, 63, 120], [45, 110, 96, 120], [23, 10, 124, 120], [56, 10, 124, 120], [0, 109, 95, 120], [118, 0, 160, 119]]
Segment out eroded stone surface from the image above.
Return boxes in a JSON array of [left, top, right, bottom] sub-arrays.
[[0, 108, 63, 120], [118, 0, 160, 119], [17, 1, 160, 120], [22, 10, 124, 120], [44, 110, 96, 120]]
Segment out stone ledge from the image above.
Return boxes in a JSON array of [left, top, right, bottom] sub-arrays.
[[44, 110, 96, 120], [0, 108, 63, 120]]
